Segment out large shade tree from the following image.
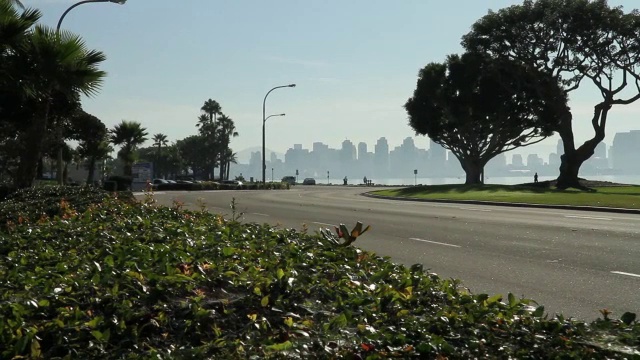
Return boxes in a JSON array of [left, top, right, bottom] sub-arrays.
[[176, 135, 209, 179], [110, 120, 148, 177], [462, 0, 640, 189], [405, 52, 569, 184]]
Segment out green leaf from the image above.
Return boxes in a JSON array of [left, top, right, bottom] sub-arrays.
[[508, 293, 517, 307], [487, 294, 502, 305], [91, 330, 104, 341], [533, 306, 545, 318], [284, 317, 293, 327], [277, 268, 285, 280], [104, 255, 114, 267], [329, 313, 348, 329], [266, 340, 293, 352], [30, 339, 41, 358], [261, 296, 269, 307], [222, 247, 236, 256], [621, 312, 636, 325]]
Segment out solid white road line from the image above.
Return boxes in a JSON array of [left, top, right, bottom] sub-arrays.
[[458, 207, 492, 212], [410, 237, 461, 248], [565, 215, 612, 221], [313, 222, 336, 227], [611, 271, 640, 278], [252, 213, 270, 217]]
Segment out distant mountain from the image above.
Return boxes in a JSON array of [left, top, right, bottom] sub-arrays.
[[235, 147, 285, 165]]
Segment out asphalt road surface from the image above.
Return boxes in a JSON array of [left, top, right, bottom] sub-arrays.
[[138, 186, 640, 321]]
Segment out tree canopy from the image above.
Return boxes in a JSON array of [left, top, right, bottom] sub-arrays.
[[405, 52, 569, 184], [462, 0, 640, 188]]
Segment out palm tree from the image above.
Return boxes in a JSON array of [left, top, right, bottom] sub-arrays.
[[11, 25, 106, 188], [109, 120, 148, 177], [217, 114, 238, 180], [152, 133, 168, 177], [7, 0, 24, 9], [78, 139, 111, 184], [222, 149, 238, 180], [201, 99, 221, 123], [152, 133, 168, 153], [0, 0, 38, 48]]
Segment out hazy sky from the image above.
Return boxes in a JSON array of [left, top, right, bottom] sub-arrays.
[[34, 0, 640, 162]]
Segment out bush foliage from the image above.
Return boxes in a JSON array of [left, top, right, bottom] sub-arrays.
[[0, 186, 128, 230], [154, 181, 290, 191], [0, 189, 637, 358]]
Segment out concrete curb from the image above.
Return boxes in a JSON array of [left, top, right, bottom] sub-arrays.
[[361, 192, 640, 215]]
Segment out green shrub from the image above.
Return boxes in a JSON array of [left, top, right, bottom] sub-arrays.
[[0, 198, 637, 358], [0, 186, 128, 230]]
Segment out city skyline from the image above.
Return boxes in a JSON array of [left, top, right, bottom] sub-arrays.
[[228, 129, 640, 183]]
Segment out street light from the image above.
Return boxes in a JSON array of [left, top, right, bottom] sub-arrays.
[[263, 84, 295, 184], [57, 0, 126, 32], [55, 0, 126, 185]]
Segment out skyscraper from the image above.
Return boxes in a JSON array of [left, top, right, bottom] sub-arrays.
[[611, 130, 640, 173], [374, 137, 390, 177]]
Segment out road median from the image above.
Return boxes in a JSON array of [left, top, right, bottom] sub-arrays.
[[364, 184, 640, 214]]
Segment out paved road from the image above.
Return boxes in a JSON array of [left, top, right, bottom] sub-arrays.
[[140, 186, 640, 321]]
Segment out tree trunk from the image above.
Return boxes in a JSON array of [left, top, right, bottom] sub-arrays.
[[124, 163, 132, 177], [226, 160, 230, 180], [86, 157, 96, 184], [15, 102, 51, 189], [459, 157, 484, 185], [37, 157, 44, 179], [556, 103, 608, 190]]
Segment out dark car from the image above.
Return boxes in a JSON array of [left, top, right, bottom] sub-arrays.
[[281, 176, 296, 185], [302, 178, 316, 185]]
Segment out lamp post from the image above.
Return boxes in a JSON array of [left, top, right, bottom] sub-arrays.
[[327, 170, 330, 185], [271, 168, 274, 183], [262, 84, 295, 184], [57, 0, 126, 32], [55, 0, 126, 185]]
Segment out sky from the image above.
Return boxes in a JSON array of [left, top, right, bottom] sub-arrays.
[[33, 0, 640, 163]]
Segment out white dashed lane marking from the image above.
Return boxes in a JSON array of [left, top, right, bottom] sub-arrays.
[[611, 271, 640, 278], [410, 238, 461, 248]]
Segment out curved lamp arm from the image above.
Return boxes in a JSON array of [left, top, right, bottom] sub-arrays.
[[57, 0, 126, 31]]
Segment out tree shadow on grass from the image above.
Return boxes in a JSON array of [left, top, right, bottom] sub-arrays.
[[394, 182, 555, 195]]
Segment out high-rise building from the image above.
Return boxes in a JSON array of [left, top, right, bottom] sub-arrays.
[[374, 137, 390, 177], [357, 142, 367, 161], [526, 154, 543, 168], [512, 154, 524, 167], [611, 130, 640, 173], [556, 139, 564, 158]]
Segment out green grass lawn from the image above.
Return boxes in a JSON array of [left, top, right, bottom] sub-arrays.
[[372, 184, 640, 209]]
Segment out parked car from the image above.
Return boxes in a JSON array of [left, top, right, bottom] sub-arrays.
[[302, 178, 316, 185], [221, 180, 243, 188], [152, 178, 169, 190], [281, 176, 296, 185]]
